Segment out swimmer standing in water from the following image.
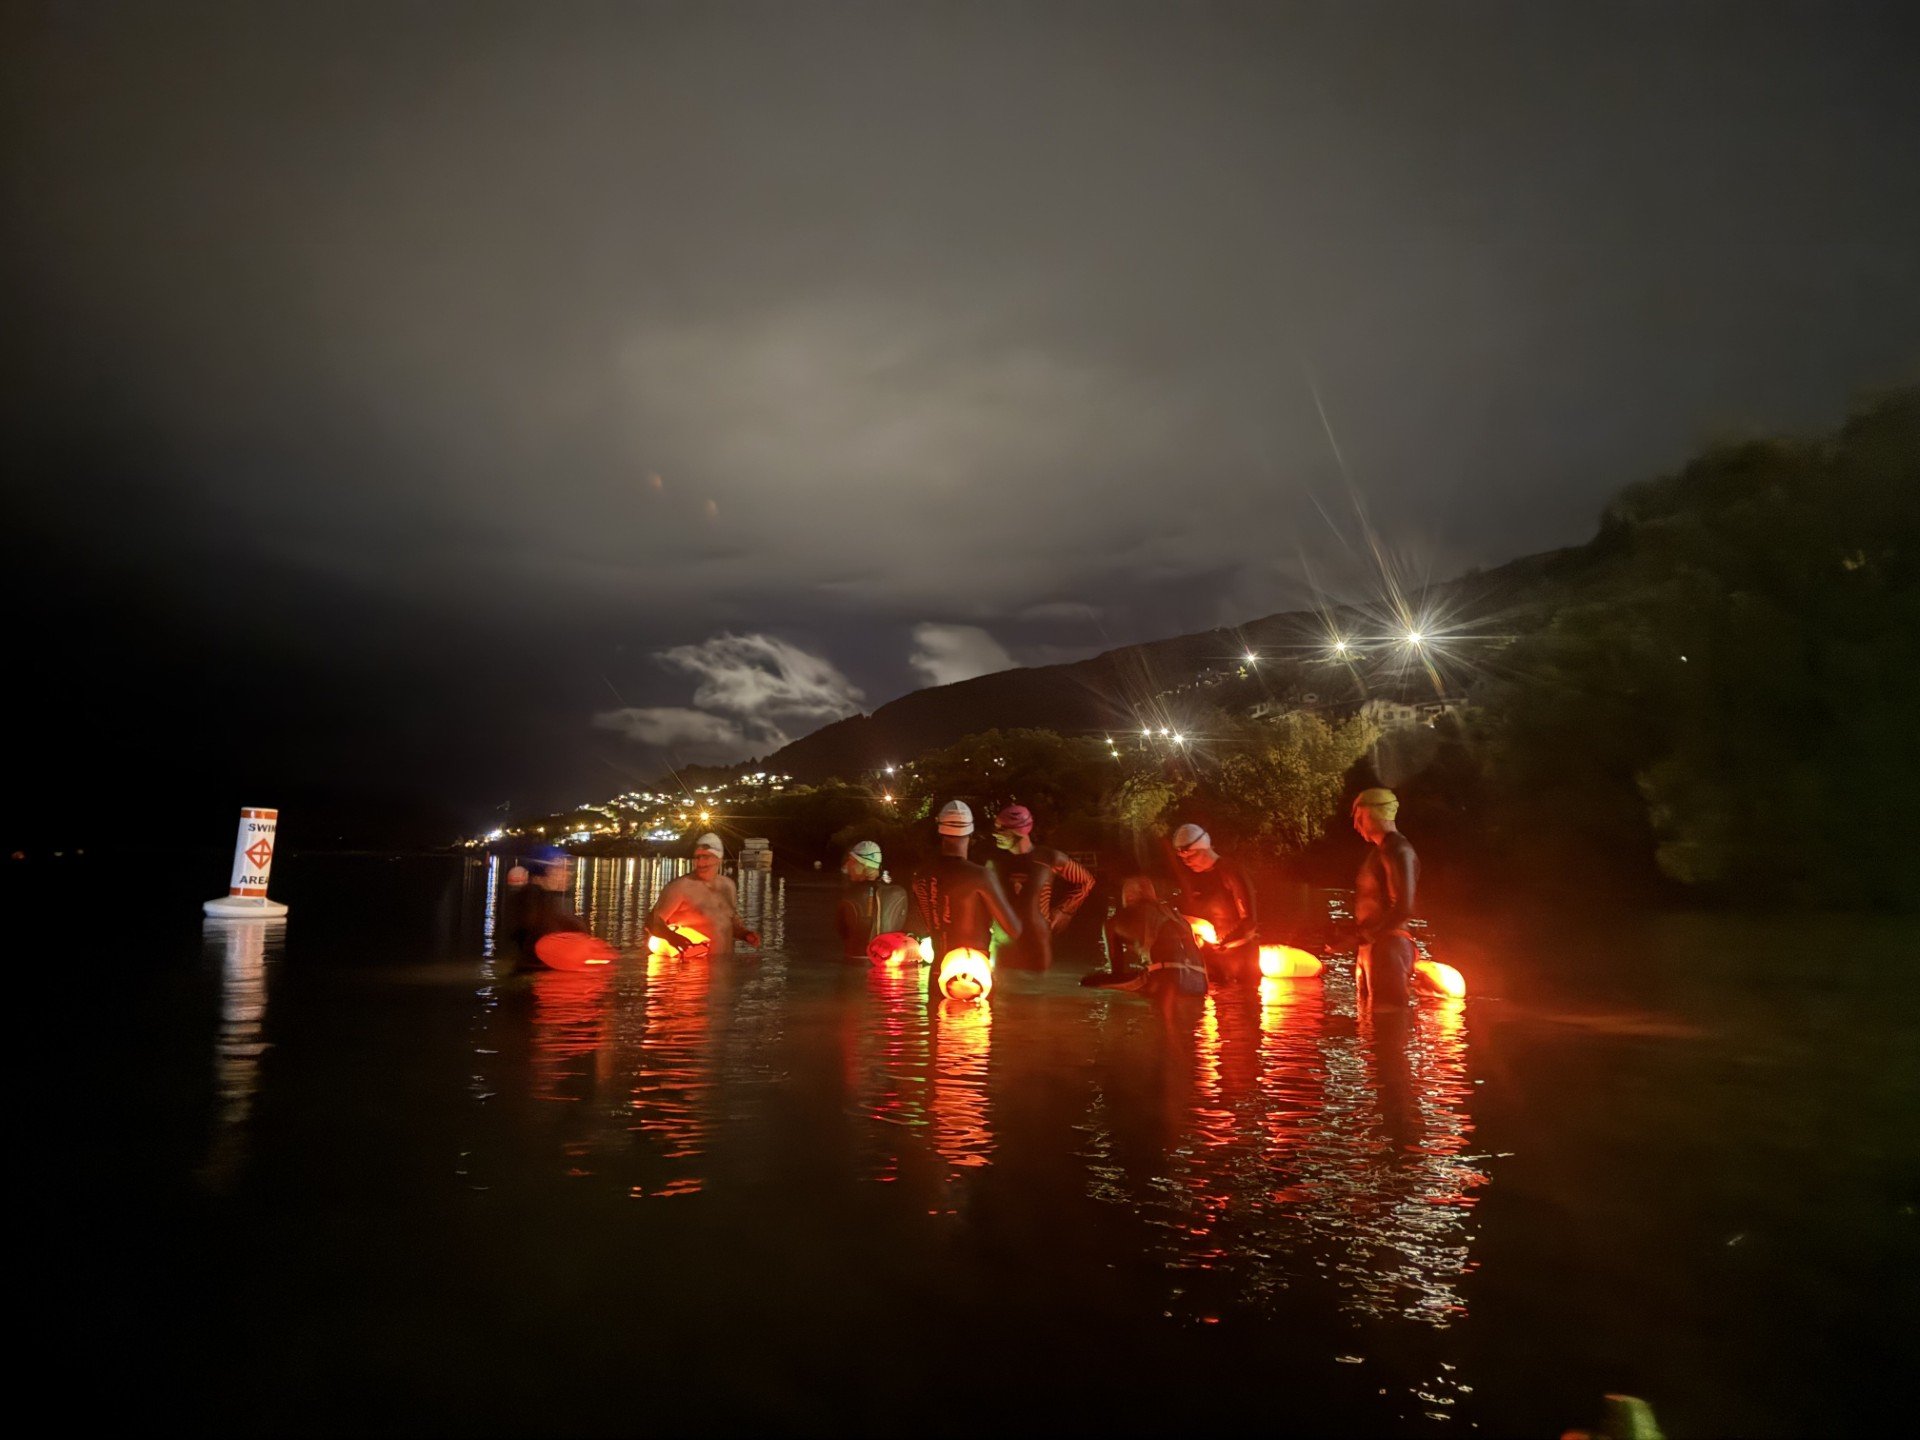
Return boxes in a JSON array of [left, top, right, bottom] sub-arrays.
[[1171, 824, 1259, 985], [836, 839, 909, 961], [646, 832, 759, 958], [1352, 788, 1420, 1007], [989, 803, 1094, 971], [1082, 875, 1208, 997], [911, 800, 1022, 991]]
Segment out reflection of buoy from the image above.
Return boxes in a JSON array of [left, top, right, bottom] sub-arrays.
[[1413, 958, 1467, 997], [646, 926, 710, 957], [866, 931, 920, 965], [1258, 944, 1323, 978], [937, 948, 993, 1002], [1186, 917, 1218, 946], [534, 931, 617, 971], [203, 807, 289, 919]]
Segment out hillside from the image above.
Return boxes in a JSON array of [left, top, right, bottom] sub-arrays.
[[767, 545, 1584, 783]]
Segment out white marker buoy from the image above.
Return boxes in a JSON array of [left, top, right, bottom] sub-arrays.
[[203, 807, 289, 919]]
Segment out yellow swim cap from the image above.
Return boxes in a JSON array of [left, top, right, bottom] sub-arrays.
[[1353, 787, 1399, 813]]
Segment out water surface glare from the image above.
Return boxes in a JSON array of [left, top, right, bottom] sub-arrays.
[[72, 856, 1920, 1436]]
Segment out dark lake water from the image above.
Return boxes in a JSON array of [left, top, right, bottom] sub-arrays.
[[51, 854, 1918, 1436]]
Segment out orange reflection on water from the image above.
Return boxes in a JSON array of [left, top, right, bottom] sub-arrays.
[[625, 951, 713, 1197], [858, 964, 932, 1184], [928, 998, 994, 1171], [528, 970, 613, 1106]]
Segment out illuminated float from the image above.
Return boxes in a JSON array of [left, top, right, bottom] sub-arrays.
[[1257, 943, 1323, 979], [937, 948, 994, 1002], [533, 931, 617, 971], [646, 926, 711, 957], [1186, 917, 1218, 946], [866, 931, 923, 966], [1413, 958, 1467, 997]]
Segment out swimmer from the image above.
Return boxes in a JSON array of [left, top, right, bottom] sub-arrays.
[[1170, 824, 1259, 984], [910, 800, 1022, 991], [645, 833, 760, 958], [1351, 788, 1420, 1008], [989, 803, 1095, 970], [1082, 875, 1208, 997], [502, 846, 587, 968], [836, 839, 910, 961]]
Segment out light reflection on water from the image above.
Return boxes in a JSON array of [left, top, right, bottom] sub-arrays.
[[198, 917, 284, 1191], [150, 856, 1919, 1435]]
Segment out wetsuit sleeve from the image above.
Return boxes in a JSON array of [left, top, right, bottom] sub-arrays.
[[982, 865, 1023, 942], [910, 874, 934, 938], [1217, 865, 1258, 948], [1050, 854, 1095, 931], [1371, 838, 1418, 939], [836, 896, 860, 952]]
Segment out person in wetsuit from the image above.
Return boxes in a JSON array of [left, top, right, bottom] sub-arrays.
[[911, 800, 1022, 992], [988, 803, 1095, 971], [1171, 823, 1258, 984], [501, 849, 589, 969], [1352, 787, 1420, 1008], [1082, 875, 1208, 997], [835, 839, 910, 961]]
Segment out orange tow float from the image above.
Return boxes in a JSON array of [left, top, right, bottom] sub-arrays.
[[937, 948, 994, 1002], [533, 932, 617, 971], [1258, 944, 1323, 979]]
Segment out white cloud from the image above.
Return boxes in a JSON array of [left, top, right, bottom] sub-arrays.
[[592, 632, 864, 760], [909, 623, 1015, 688], [592, 706, 750, 752], [660, 632, 864, 722]]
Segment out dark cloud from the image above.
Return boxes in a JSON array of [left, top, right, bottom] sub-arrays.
[[6, 1, 1916, 821]]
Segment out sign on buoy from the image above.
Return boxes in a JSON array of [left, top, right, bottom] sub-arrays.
[[204, 807, 289, 919]]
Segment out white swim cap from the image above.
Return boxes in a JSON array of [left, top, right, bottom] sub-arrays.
[[1172, 823, 1212, 852], [937, 800, 975, 836], [849, 840, 883, 867], [694, 832, 724, 856]]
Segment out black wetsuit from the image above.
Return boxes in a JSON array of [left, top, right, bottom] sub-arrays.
[[1089, 901, 1208, 997], [1355, 831, 1420, 1007], [911, 854, 1022, 984], [990, 844, 1095, 970], [1175, 856, 1258, 983], [498, 885, 587, 969], [836, 880, 911, 961]]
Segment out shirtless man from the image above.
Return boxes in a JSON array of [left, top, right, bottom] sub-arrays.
[[1351, 788, 1420, 1008], [911, 800, 1022, 991], [645, 833, 759, 958], [989, 803, 1094, 971], [1171, 823, 1259, 984]]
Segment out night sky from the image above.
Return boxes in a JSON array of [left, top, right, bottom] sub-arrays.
[[6, 2, 1916, 844]]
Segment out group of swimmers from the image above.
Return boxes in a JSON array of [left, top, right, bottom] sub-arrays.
[[833, 786, 1423, 1008], [500, 786, 1424, 1009]]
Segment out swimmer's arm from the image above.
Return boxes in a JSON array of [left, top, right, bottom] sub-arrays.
[[643, 881, 699, 950], [1216, 867, 1259, 947], [1051, 854, 1095, 930], [983, 867, 1023, 941]]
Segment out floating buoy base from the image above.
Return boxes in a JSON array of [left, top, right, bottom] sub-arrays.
[[204, 896, 289, 919]]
